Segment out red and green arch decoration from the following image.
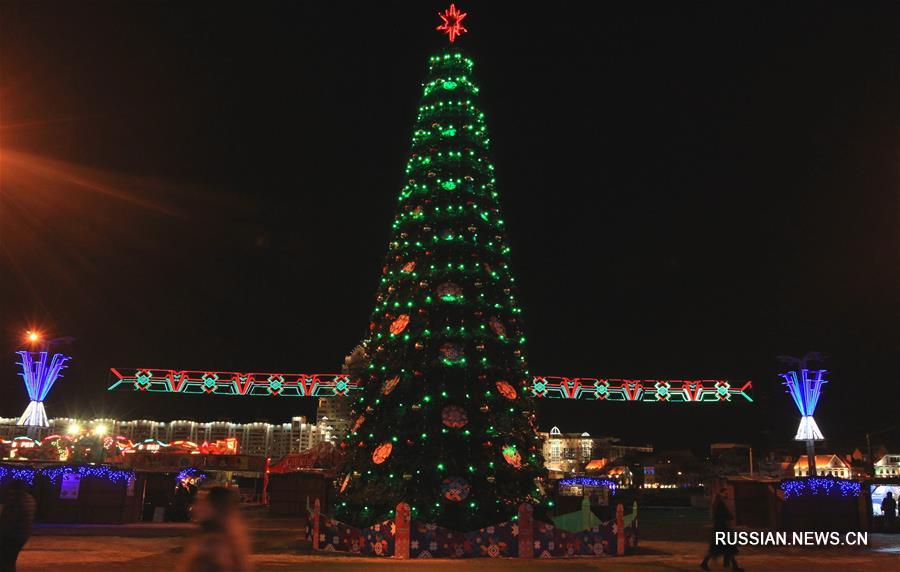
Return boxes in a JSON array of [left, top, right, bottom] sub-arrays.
[[108, 367, 751, 403]]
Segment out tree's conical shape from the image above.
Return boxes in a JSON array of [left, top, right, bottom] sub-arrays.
[[337, 48, 544, 531]]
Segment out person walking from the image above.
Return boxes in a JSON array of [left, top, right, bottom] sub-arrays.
[[177, 486, 252, 572], [0, 481, 37, 572], [700, 488, 744, 571]]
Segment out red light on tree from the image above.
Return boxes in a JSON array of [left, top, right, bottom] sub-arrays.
[[436, 3, 468, 43]]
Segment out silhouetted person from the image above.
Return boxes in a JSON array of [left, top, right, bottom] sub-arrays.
[[172, 483, 191, 522], [187, 483, 199, 520], [700, 488, 743, 571], [178, 486, 251, 572], [0, 481, 36, 572], [882, 491, 897, 531]]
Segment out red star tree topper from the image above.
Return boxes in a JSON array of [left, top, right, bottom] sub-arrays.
[[437, 3, 468, 43]]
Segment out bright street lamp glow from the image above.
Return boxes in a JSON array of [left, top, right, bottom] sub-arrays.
[[26, 331, 41, 343], [95, 424, 108, 436], [67, 423, 81, 435]]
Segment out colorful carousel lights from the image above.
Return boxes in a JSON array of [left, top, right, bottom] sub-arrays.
[[176, 467, 207, 483], [780, 477, 861, 499]]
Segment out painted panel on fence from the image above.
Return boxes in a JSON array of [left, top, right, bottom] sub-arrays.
[[315, 502, 638, 559]]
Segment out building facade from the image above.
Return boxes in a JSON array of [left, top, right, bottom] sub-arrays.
[[316, 397, 350, 443], [539, 427, 653, 475], [875, 454, 900, 477]]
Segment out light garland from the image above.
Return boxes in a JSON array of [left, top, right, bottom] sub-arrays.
[[780, 477, 861, 499], [0, 464, 38, 485], [557, 476, 618, 492], [0, 464, 135, 486]]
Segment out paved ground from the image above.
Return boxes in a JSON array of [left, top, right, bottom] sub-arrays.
[[15, 509, 900, 571], [15, 536, 900, 571]]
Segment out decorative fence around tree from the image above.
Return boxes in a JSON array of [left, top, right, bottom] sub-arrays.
[[309, 499, 638, 558]]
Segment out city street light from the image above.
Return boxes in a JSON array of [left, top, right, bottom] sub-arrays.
[[22, 329, 74, 353]]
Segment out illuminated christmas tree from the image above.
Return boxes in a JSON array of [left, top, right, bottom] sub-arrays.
[[337, 5, 544, 530]]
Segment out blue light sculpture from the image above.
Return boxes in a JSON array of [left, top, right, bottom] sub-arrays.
[[780, 369, 827, 476], [780, 369, 827, 441], [16, 351, 71, 427]]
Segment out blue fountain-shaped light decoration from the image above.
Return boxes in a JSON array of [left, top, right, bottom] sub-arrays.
[[780, 369, 827, 441], [16, 351, 71, 427]]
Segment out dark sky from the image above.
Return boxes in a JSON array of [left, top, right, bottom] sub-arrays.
[[1, 2, 898, 454]]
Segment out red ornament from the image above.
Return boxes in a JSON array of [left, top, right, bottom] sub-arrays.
[[436, 282, 462, 300], [440, 342, 464, 363], [496, 380, 517, 400], [382, 375, 400, 395], [372, 442, 393, 464], [402, 261, 416, 273], [441, 477, 471, 501], [352, 415, 366, 433], [441, 405, 468, 428], [436, 3, 468, 43], [502, 444, 522, 469], [489, 317, 506, 337], [390, 314, 410, 334], [340, 474, 350, 493]]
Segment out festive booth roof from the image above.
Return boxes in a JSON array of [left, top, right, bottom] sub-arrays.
[[793, 454, 849, 470], [584, 459, 608, 471]]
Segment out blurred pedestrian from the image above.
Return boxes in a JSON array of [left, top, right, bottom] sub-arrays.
[[177, 486, 252, 572], [0, 480, 36, 572], [700, 488, 744, 571]]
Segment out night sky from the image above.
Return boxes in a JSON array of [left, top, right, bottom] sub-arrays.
[[2, 2, 897, 454]]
